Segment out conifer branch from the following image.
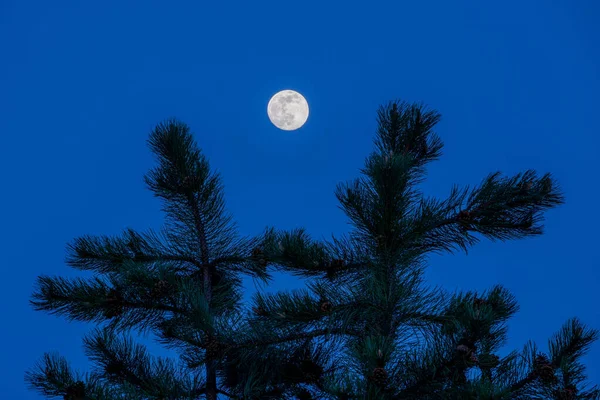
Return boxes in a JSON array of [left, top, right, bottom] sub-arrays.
[[65, 228, 199, 274]]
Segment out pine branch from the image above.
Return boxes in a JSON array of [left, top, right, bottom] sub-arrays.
[[404, 170, 564, 255], [549, 318, 599, 394], [65, 227, 198, 274], [549, 318, 599, 366], [83, 328, 206, 398], [30, 274, 219, 334], [25, 353, 80, 398], [31, 276, 116, 322], [25, 353, 142, 400]]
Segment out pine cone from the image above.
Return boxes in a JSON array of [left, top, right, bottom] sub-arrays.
[[371, 367, 388, 387], [320, 301, 332, 313], [252, 247, 267, 266], [457, 210, 472, 222], [538, 364, 557, 384], [64, 381, 86, 400], [531, 353, 557, 383], [534, 353, 550, 367], [520, 181, 533, 193]]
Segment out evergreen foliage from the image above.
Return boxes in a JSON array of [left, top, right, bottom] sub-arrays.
[[27, 103, 598, 399]]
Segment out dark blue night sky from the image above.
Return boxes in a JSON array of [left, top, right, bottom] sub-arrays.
[[1, 1, 598, 398]]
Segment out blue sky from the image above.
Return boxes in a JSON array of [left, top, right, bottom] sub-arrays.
[[1, 1, 599, 398]]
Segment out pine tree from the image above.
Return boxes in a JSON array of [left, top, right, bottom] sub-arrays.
[[26, 120, 273, 399], [26, 103, 598, 399], [228, 102, 599, 399]]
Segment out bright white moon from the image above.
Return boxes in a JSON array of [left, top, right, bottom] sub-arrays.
[[267, 90, 309, 131]]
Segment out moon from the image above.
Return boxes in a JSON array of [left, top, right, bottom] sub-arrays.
[[267, 90, 309, 131]]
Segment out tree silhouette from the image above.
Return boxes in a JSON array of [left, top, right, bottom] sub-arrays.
[[26, 102, 598, 399]]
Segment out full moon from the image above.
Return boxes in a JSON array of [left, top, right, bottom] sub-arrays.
[[267, 90, 309, 131]]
